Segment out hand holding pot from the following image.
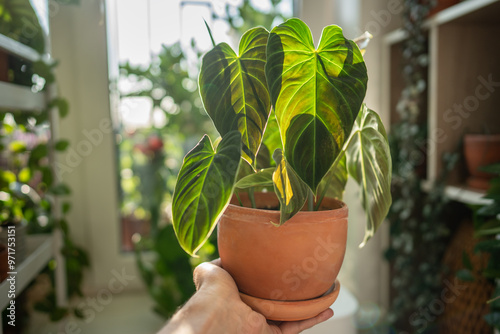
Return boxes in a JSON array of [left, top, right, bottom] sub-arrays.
[[159, 259, 334, 334]]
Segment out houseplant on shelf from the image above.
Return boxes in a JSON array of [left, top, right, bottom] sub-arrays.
[[171, 18, 392, 320]]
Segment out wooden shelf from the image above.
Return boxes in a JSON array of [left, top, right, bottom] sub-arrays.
[[383, 0, 500, 187], [0, 34, 39, 63], [0, 82, 45, 112], [0, 234, 54, 310]]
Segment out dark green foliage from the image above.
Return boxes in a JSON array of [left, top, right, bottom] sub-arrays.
[[384, 0, 462, 332], [0, 2, 89, 322], [465, 164, 500, 330], [134, 225, 197, 318]]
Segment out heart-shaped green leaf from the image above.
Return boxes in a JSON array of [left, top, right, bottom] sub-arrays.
[[199, 27, 270, 166], [172, 131, 241, 256], [272, 149, 309, 224], [315, 152, 348, 209], [345, 105, 392, 247], [266, 18, 367, 191]]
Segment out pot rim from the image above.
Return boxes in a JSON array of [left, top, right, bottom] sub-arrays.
[[225, 192, 348, 222]]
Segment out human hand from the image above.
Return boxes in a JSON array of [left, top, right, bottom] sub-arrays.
[[191, 259, 333, 334]]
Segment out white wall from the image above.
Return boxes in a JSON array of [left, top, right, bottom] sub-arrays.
[[50, 0, 144, 292], [300, 0, 403, 312]]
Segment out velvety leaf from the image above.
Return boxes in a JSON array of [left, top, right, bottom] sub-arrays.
[[235, 168, 274, 189], [346, 105, 392, 247], [172, 131, 241, 256], [272, 149, 308, 224], [255, 143, 271, 169], [199, 27, 270, 166], [261, 109, 283, 162], [266, 18, 367, 191], [315, 153, 347, 207]]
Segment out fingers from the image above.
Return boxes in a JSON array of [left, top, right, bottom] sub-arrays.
[[279, 308, 334, 334], [193, 261, 221, 290], [193, 258, 235, 292], [210, 258, 222, 267]]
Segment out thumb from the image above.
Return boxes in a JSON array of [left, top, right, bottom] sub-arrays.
[[193, 258, 224, 291]]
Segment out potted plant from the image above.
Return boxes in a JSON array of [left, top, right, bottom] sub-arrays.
[[171, 18, 392, 320]]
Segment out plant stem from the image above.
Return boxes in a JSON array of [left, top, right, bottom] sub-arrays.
[[249, 188, 256, 208], [308, 189, 314, 211], [314, 186, 328, 211], [235, 192, 243, 206]]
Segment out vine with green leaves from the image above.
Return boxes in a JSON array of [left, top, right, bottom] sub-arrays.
[[385, 0, 460, 332], [457, 164, 500, 330], [0, 0, 89, 323]]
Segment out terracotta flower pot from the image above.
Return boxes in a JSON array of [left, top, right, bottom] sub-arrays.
[[464, 134, 500, 190], [218, 192, 348, 302], [0, 50, 8, 82]]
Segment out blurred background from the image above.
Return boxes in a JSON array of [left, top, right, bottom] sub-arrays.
[[1, 0, 499, 333]]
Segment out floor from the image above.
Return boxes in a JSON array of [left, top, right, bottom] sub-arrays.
[[25, 291, 166, 334]]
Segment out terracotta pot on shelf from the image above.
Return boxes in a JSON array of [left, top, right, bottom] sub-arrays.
[[218, 192, 347, 320], [464, 134, 500, 190], [0, 50, 8, 82]]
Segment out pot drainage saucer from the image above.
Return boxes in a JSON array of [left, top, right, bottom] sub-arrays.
[[239, 280, 340, 321]]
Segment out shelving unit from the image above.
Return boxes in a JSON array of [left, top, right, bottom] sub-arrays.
[[382, 0, 500, 205], [0, 3, 67, 332], [0, 235, 53, 310]]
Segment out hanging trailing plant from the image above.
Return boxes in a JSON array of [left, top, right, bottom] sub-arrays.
[[0, 0, 90, 322], [385, 0, 459, 332]]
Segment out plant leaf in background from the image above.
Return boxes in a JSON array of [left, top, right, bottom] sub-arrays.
[[172, 131, 241, 256], [345, 105, 392, 247], [0, 0, 45, 53], [315, 153, 348, 209], [199, 27, 270, 167], [266, 18, 367, 191], [272, 149, 308, 224], [235, 167, 274, 189]]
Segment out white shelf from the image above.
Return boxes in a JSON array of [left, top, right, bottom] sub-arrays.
[[384, 0, 500, 46], [0, 234, 54, 310], [426, 0, 499, 26], [444, 185, 493, 206], [383, 29, 407, 46], [0, 34, 39, 62], [0, 82, 45, 112], [421, 180, 493, 205]]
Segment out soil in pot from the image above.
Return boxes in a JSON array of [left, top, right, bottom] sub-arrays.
[[218, 192, 348, 302]]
